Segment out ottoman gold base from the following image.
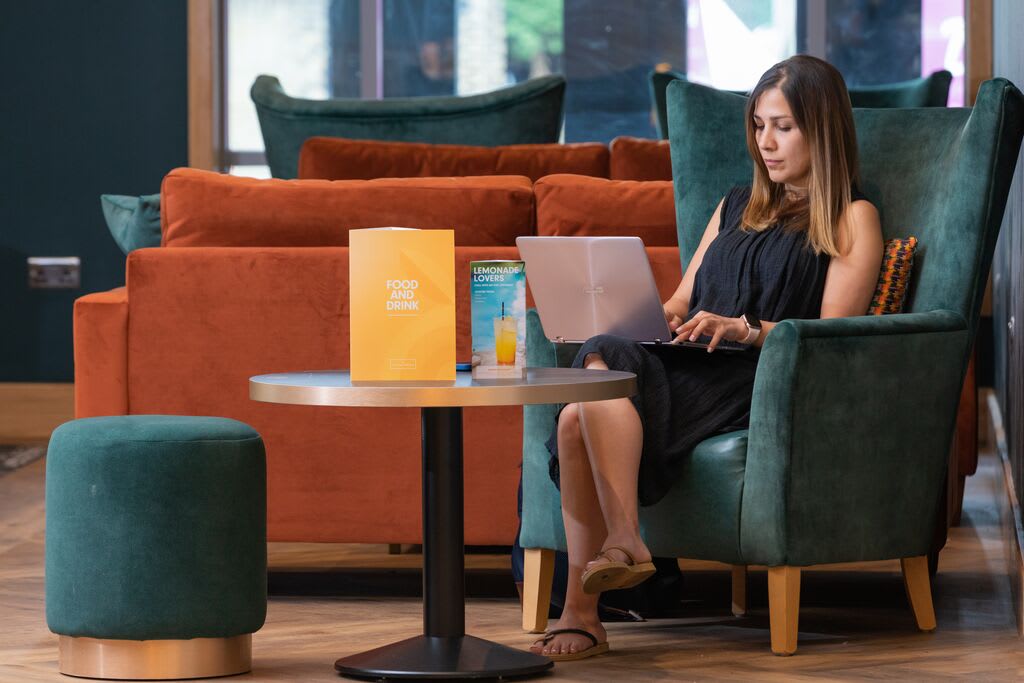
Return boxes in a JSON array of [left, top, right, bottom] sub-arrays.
[[58, 634, 251, 680]]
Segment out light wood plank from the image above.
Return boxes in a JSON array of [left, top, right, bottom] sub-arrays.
[[768, 566, 800, 656], [522, 548, 554, 633], [901, 556, 937, 631], [0, 383, 72, 444], [188, 0, 220, 170], [966, 0, 993, 105]]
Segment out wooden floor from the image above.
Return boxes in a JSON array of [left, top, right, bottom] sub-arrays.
[[1, 422, 1021, 679]]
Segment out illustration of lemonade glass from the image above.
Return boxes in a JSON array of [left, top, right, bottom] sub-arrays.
[[494, 303, 517, 365]]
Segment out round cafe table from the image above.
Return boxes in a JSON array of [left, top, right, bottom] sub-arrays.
[[250, 367, 636, 680]]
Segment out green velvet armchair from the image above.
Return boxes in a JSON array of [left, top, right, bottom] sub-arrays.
[[251, 75, 566, 179], [650, 69, 954, 139], [520, 77, 1024, 654]]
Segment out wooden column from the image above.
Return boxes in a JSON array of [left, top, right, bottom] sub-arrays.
[[966, 0, 993, 106], [188, 0, 221, 171]]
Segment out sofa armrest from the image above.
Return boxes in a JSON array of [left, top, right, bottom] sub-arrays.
[[520, 308, 569, 550], [741, 310, 970, 566], [74, 288, 129, 417]]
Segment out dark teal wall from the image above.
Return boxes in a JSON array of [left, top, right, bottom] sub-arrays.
[[0, 2, 187, 381]]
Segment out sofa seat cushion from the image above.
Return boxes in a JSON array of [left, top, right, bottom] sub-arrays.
[[160, 168, 534, 247], [535, 174, 677, 247], [299, 137, 610, 181], [609, 136, 673, 181], [641, 430, 747, 563]]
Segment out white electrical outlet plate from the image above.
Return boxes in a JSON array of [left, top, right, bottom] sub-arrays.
[[28, 256, 81, 289]]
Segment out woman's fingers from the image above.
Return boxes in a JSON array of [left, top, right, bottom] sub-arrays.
[[688, 318, 711, 341], [674, 319, 696, 339], [707, 326, 726, 352]]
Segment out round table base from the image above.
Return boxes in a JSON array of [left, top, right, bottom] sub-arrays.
[[334, 634, 553, 680]]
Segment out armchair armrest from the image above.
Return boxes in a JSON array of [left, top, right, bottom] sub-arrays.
[[520, 309, 569, 550], [741, 310, 969, 566]]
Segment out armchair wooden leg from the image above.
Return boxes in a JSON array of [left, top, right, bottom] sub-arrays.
[[731, 565, 747, 616], [768, 566, 800, 656], [901, 555, 937, 631], [522, 548, 555, 633]]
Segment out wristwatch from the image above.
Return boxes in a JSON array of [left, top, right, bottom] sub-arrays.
[[740, 312, 762, 346]]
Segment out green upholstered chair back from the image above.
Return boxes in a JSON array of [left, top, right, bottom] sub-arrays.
[[251, 75, 567, 178], [651, 69, 954, 139], [666, 77, 1024, 340], [849, 71, 952, 108]]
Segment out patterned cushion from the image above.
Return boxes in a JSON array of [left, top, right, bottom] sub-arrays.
[[868, 236, 917, 314]]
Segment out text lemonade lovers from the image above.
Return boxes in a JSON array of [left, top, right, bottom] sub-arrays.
[[471, 260, 526, 377]]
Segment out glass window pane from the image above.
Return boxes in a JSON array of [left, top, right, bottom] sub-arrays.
[[456, 0, 564, 96], [226, 0, 333, 152], [228, 165, 272, 178], [687, 0, 798, 91], [562, 0, 686, 143], [327, 0, 362, 98], [921, 0, 964, 106], [826, 0, 920, 86], [381, 0, 456, 97]]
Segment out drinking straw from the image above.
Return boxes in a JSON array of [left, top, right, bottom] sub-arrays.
[[501, 302, 505, 320]]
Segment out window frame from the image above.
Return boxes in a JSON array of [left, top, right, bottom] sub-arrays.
[[188, 0, 981, 174]]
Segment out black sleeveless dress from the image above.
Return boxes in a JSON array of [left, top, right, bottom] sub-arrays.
[[546, 185, 864, 506]]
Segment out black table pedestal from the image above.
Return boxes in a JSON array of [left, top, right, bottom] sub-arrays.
[[335, 635, 553, 680], [335, 407, 552, 680]]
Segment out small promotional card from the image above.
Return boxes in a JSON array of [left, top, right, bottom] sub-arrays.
[[470, 260, 526, 378]]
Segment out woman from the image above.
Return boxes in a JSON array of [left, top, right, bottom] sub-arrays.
[[530, 55, 883, 661]]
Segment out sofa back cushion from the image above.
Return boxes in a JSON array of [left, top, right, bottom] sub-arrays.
[[298, 138, 610, 181], [609, 136, 673, 181], [160, 168, 534, 247], [534, 174, 677, 247]]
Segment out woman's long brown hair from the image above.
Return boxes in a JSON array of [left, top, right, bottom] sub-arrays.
[[741, 55, 860, 257]]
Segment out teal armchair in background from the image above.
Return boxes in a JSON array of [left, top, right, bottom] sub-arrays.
[[650, 69, 954, 139], [251, 74, 566, 178], [520, 77, 1024, 654]]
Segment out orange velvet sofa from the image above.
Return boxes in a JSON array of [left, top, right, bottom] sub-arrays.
[[74, 140, 682, 545]]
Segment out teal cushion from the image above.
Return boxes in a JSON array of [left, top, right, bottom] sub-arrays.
[[100, 193, 161, 253], [45, 415, 267, 640]]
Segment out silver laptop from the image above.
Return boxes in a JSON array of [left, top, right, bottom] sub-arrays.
[[516, 236, 746, 351]]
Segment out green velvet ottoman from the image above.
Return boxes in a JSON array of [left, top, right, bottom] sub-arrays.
[[45, 415, 267, 679]]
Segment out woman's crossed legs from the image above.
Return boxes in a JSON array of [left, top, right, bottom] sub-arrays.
[[530, 353, 653, 658]]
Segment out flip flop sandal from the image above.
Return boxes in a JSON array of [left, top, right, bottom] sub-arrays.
[[533, 628, 610, 662], [581, 545, 657, 594]]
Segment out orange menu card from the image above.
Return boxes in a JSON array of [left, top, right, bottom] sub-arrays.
[[349, 227, 456, 381]]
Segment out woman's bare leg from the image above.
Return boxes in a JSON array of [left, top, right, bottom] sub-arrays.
[[530, 402, 607, 656], [530, 353, 651, 657], [578, 354, 651, 567]]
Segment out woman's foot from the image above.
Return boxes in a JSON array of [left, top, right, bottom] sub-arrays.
[[529, 613, 608, 660], [584, 539, 652, 574], [581, 540, 655, 594]]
